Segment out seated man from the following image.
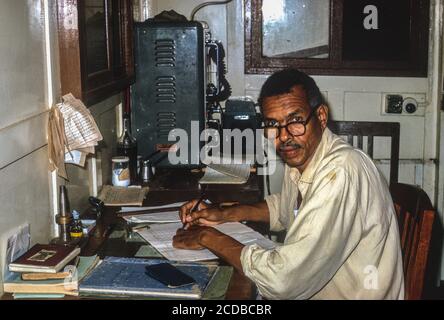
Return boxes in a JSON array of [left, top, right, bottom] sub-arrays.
[[173, 68, 404, 300]]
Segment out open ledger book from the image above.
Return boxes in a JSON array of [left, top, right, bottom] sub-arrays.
[[199, 156, 252, 184], [136, 222, 276, 262]]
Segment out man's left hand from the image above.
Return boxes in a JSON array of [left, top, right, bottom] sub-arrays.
[[173, 225, 216, 250]]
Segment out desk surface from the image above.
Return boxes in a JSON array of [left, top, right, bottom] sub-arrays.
[[85, 168, 263, 300], [2, 168, 264, 300]]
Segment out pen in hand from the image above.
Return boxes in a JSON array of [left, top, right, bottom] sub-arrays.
[[183, 191, 206, 230]]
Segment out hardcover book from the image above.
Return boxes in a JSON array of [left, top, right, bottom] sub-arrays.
[[79, 257, 219, 299], [8, 244, 81, 274]]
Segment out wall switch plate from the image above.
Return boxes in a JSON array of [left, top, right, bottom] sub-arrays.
[[386, 95, 403, 113], [382, 93, 426, 116]]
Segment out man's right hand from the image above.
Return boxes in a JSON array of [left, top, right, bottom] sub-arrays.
[[179, 200, 227, 229]]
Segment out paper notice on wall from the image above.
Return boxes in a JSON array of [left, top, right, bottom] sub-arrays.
[[57, 93, 103, 151]]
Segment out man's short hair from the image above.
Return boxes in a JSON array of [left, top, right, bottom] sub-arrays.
[[258, 68, 326, 110]]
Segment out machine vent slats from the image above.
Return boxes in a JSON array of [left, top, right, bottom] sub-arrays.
[[155, 39, 176, 67], [155, 76, 176, 103], [157, 112, 176, 138]]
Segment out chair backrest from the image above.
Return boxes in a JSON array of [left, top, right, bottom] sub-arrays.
[[328, 121, 400, 186], [389, 182, 436, 300]]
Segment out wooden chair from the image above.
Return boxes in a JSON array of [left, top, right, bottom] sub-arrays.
[[389, 182, 437, 300], [328, 121, 400, 186]]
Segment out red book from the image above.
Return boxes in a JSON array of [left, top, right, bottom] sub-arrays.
[[8, 244, 81, 274]]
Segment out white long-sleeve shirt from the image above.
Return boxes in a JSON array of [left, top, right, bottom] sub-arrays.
[[240, 128, 404, 299]]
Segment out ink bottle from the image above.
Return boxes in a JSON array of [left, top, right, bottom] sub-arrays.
[[70, 210, 83, 239]]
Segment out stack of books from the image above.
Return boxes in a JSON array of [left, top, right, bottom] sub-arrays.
[[3, 244, 97, 297]]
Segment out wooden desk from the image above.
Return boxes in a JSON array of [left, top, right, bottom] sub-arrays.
[[85, 168, 264, 299], [91, 169, 266, 300]]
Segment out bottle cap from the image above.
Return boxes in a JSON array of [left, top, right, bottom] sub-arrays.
[[112, 156, 130, 163], [72, 210, 80, 220]]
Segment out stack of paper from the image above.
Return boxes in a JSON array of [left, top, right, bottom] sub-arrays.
[[48, 93, 103, 178], [58, 93, 103, 152], [119, 202, 186, 224]]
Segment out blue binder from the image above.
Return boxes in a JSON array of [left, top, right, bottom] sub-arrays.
[[79, 257, 218, 299]]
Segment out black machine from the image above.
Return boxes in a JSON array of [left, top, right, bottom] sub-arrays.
[[132, 20, 206, 167], [132, 15, 234, 168], [222, 98, 261, 156], [132, 11, 266, 168], [222, 98, 260, 132]]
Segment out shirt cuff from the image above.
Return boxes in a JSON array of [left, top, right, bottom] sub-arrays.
[[240, 244, 273, 299], [240, 244, 257, 280]]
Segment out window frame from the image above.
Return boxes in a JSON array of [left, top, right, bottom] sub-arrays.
[[57, 0, 135, 106], [245, 0, 430, 77]]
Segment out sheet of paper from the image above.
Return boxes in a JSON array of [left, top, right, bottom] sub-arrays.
[[118, 202, 187, 213], [199, 166, 248, 184], [199, 155, 251, 184], [136, 222, 276, 262], [137, 222, 218, 262], [76, 146, 95, 154], [65, 150, 87, 167], [98, 185, 149, 206], [123, 211, 181, 224], [210, 163, 251, 180]]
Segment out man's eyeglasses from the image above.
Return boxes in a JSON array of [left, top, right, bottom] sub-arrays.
[[262, 107, 318, 139]]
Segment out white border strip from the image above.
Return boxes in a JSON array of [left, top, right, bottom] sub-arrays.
[[43, 0, 59, 237]]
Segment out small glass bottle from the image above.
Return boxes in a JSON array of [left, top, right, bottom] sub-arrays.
[[117, 114, 138, 184], [70, 210, 83, 239]]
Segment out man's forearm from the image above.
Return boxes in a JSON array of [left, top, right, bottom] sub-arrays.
[[224, 201, 270, 224], [199, 229, 245, 274]]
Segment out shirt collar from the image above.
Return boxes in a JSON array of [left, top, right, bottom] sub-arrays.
[[288, 127, 334, 185]]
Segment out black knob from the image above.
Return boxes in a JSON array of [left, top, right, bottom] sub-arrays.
[[405, 103, 417, 114]]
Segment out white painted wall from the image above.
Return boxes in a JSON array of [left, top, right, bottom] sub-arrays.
[[0, 1, 125, 296], [0, 0, 58, 295]]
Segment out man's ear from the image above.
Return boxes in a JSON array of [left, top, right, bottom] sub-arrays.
[[317, 105, 329, 130]]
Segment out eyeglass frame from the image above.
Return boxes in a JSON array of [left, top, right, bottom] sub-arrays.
[[262, 106, 320, 139]]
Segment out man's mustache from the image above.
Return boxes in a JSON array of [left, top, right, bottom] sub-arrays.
[[279, 141, 302, 151]]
